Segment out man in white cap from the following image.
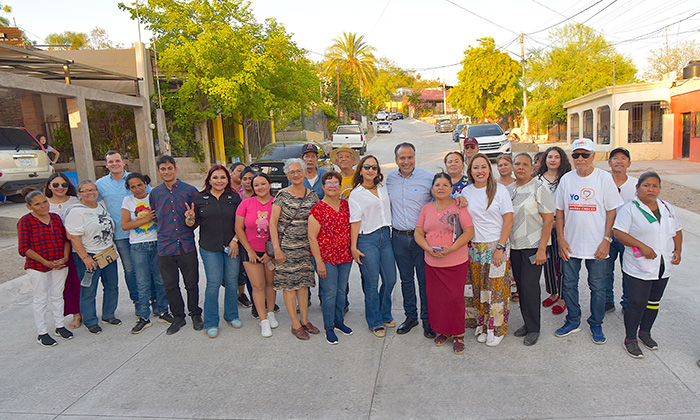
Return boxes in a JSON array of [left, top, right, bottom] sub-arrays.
[[553, 138, 624, 344], [330, 144, 360, 200]]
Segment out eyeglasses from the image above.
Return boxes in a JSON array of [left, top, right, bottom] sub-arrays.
[[79, 188, 97, 193], [51, 182, 69, 188], [572, 152, 591, 159], [362, 164, 378, 171], [325, 181, 340, 187], [464, 145, 477, 150], [288, 169, 304, 176]]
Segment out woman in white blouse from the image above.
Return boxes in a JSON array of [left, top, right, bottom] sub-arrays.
[[613, 172, 682, 359], [349, 155, 397, 338], [459, 153, 514, 347]]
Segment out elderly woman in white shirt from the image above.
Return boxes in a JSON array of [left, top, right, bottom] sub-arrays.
[[349, 155, 397, 338], [613, 172, 682, 359]]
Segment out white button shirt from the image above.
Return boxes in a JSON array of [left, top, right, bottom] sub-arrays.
[[348, 183, 392, 234], [613, 199, 682, 280]]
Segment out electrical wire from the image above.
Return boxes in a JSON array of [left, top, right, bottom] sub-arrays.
[[444, 0, 519, 35], [526, 0, 604, 35]]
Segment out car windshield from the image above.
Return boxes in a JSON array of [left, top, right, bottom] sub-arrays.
[[337, 126, 362, 134], [439, 119, 451, 124], [0, 128, 42, 151], [257, 144, 304, 160], [468, 124, 504, 137]]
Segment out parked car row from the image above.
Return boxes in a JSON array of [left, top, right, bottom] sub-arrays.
[[375, 111, 403, 121]]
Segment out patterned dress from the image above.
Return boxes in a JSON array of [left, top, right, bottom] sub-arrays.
[[466, 241, 513, 337], [272, 189, 319, 290]]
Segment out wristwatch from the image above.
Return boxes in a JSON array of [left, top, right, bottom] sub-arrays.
[[603, 236, 613, 243], [496, 243, 506, 251], [232, 237, 239, 243]]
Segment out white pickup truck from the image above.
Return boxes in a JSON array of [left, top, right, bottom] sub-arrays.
[[331, 124, 367, 155]]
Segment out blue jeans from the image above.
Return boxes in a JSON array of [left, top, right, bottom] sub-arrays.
[[313, 257, 351, 331], [131, 241, 169, 319], [562, 257, 607, 326], [392, 233, 428, 321], [200, 248, 240, 329], [74, 252, 119, 327], [605, 237, 628, 307], [357, 227, 397, 330], [115, 238, 139, 304]]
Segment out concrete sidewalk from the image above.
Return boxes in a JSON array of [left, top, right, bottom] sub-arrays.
[[1, 208, 700, 419]]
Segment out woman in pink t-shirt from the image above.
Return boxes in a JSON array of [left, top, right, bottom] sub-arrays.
[[415, 173, 474, 355], [235, 173, 278, 338]]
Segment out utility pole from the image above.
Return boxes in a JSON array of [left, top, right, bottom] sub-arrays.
[[336, 64, 341, 120], [520, 32, 529, 138], [442, 79, 447, 116]]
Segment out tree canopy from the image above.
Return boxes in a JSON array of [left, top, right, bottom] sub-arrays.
[[526, 23, 636, 131], [643, 40, 700, 81], [322, 32, 377, 93], [1, 3, 11, 26], [44, 28, 122, 50], [119, 0, 319, 128], [448, 37, 521, 122]]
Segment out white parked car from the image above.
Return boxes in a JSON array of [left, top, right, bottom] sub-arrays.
[[460, 123, 511, 159], [376, 121, 392, 133], [376, 111, 389, 120], [331, 124, 367, 155]]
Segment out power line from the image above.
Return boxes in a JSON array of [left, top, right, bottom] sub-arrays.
[[580, 0, 619, 25], [444, 0, 519, 35], [368, 0, 392, 38], [526, 0, 604, 35], [613, 10, 700, 45]]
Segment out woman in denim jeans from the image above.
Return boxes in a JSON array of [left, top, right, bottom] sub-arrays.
[[309, 171, 354, 344], [64, 180, 120, 335], [185, 165, 242, 339], [121, 173, 172, 334], [349, 155, 397, 338]]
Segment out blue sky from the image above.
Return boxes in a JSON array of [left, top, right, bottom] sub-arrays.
[[6, 0, 700, 84]]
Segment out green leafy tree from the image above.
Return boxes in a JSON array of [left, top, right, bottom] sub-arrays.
[[322, 68, 362, 120], [322, 32, 377, 94], [45, 31, 90, 49], [448, 38, 521, 122], [119, 0, 319, 152], [526, 23, 636, 131], [643, 40, 700, 81], [367, 58, 418, 111], [1, 3, 11, 26]]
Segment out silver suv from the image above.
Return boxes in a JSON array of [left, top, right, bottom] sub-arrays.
[[0, 127, 53, 202]]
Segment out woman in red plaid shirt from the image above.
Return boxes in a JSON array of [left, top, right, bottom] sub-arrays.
[[17, 189, 72, 347]]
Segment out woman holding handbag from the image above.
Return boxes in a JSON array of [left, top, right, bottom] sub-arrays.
[[63, 180, 120, 335], [414, 173, 474, 355], [269, 158, 320, 340]]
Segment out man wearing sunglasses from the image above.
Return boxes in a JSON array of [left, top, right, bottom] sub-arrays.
[[463, 137, 479, 164], [386, 142, 436, 338], [553, 138, 624, 345], [605, 147, 637, 315]]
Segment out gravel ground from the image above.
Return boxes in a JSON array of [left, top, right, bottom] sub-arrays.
[[658, 181, 700, 214]]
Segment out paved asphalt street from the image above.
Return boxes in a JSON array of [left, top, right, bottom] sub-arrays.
[[2, 119, 700, 419]]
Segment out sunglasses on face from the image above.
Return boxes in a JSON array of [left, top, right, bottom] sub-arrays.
[[51, 182, 69, 188], [362, 164, 378, 171], [464, 145, 477, 150], [572, 152, 591, 159], [325, 181, 340, 187]]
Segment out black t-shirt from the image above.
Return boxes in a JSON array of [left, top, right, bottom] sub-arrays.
[[193, 189, 241, 252]]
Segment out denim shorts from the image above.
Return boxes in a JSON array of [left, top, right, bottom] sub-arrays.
[[240, 247, 266, 263]]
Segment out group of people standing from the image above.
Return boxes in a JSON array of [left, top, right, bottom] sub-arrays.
[[17, 137, 683, 360]]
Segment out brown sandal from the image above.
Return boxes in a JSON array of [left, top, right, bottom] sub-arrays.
[[453, 336, 466, 355], [372, 327, 386, 337], [292, 326, 310, 340], [434, 334, 449, 347], [302, 322, 319, 334], [69, 313, 82, 329]]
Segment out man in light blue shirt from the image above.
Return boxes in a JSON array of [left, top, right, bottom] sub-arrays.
[[96, 150, 151, 315], [386, 142, 435, 338]]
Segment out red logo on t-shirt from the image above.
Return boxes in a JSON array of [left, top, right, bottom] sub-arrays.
[[580, 188, 595, 201]]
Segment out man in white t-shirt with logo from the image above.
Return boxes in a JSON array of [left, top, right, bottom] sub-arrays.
[[605, 147, 637, 314], [554, 138, 624, 344]]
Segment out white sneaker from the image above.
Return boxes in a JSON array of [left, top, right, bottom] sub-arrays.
[[260, 319, 272, 338], [486, 331, 504, 347], [267, 312, 279, 329], [477, 333, 487, 343]]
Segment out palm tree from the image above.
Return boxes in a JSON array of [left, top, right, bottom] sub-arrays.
[[323, 32, 378, 92]]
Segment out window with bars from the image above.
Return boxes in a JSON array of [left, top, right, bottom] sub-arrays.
[[694, 112, 700, 138], [582, 110, 593, 139], [624, 101, 663, 143], [597, 106, 610, 144], [570, 113, 579, 141]]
